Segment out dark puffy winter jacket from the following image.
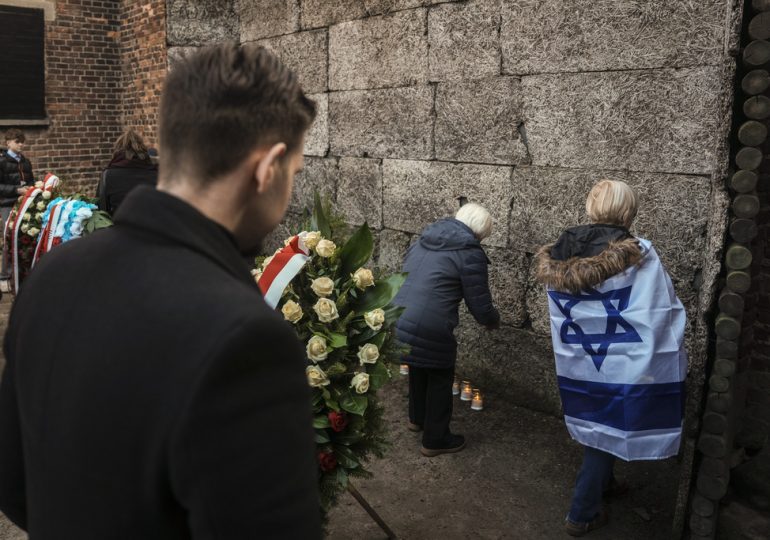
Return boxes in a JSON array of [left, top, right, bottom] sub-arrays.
[[394, 218, 499, 369], [0, 149, 34, 206]]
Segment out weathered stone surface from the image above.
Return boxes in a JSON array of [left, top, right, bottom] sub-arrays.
[[435, 77, 529, 165], [502, 0, 726, 74], [329, 86, 434, 160], [301, 0, 367, 29], [382, 159, 512, 247], [336, 157, 383, 228], [260, 212, 306, 256], [521, 67, 725, 175], [167, 0, 238, 46], [363, 0, 426, 14], [329, 9, 428, 91], [166, 47, 199, 70], [456, 315, 561, 415], [376, 228, 414, 271], [484, 247, 529, 327], [304, 93, 328, 157], [428, 0, 501, 82], [290, 157, 337, 215], [237, 0, 299, 41], [253, 30, 328, 94]]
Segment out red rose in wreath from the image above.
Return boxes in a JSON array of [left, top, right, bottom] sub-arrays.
[[317, 450, 337, 472], [328, 411, 348, 433], [52, 237, 62, 246], [21, 236, 31, 245]]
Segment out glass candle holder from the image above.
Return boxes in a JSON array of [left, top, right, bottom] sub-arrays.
[[460, 380, 473, 401], [452, 376, 460, 396], [471, 389, 484, 411], [399, 364, 409, 376]]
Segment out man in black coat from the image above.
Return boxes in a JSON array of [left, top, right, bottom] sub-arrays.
[[0, 44, 321, 539], [0, 129, 35, 281]]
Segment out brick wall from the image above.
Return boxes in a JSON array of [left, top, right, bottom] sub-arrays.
[[17, 0, 123, 195]]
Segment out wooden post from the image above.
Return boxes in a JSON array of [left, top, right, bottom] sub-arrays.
[[725, 244, 752, 270], [707, 392, 732, 414], [715, 313, 741, 340], [743, 40, 770, 66], [347, 483, 397, 539], [730, 169, 758, 192], [754, 0, 770, 13], [729, 218, 758, 242], [744, 95, 770, 119], [741, 69, 770, 95], [732, 193, 761, 218], [738, 120, 768, 146], [718, 290, 745, 317], [726, 270, 751, 293], [749, 12, 770, 40]]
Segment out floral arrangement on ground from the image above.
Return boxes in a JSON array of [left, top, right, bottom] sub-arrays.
[[255, 196, 407, 515]]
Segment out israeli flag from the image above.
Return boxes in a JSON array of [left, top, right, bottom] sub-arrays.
[[546, 239, 687, 461]]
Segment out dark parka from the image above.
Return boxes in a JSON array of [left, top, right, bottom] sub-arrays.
[[0, 149, 34, 207], [394, 218, 499, 369]]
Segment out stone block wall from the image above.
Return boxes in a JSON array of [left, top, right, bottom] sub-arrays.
[[165, 0, 741, 420]]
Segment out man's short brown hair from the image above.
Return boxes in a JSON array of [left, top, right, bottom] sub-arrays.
[[4, 129, 25, 144], [159, 43, 316, 183]]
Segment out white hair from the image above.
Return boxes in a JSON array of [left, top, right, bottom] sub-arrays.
[[455, 203, 492, 240]]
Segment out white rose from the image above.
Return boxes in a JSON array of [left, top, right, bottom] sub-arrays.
[[20, 224, 29, 233], [306, 335, 329, 362], [306, 365, 330, 388], [303, 231, 322, 250], [36, 201, 46, 211], [313, 298, 339, 323], [34, 181, 44, 189], [261, 255, 274, 269], [250, 268, 262, 283], [311, 277, 335, 297], [35, 212, 43, 221], [357, 343, 380, 365], [22, 213, 31, 222], [352, 268, 375, 290], [27, 227, 39, 237], [281, 300, 303, 324], [350, 372, 370, 394], [41, 190, 52, 200], [364, 309, 385, 331], [315, 239, 336, 258]]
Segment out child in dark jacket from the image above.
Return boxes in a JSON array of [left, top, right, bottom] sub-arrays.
[[536, 180, 687, 536], [0, 129, 35, 282]]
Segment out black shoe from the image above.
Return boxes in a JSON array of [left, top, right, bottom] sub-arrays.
[[420, 434, 466, 457], [565, 508, 609, 537]]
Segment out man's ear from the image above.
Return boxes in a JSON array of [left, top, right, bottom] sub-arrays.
[[254, 143, 287, 194]]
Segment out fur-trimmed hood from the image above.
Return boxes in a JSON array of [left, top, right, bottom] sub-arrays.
[[535, 225, 643, 295]]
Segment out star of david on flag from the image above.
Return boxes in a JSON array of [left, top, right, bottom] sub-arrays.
[[548, 286, 643, 372]]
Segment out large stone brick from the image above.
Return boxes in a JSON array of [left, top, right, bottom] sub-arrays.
[[336, 157, 383, 228], [485, 247, 529, 327], [428, 0, 501, 82], [301, 0, 367, 29], [253, 30, 328, 94], [304, 93, 329, 157], [167, 0, 238, 45], [522, 68, 725, 175], [455, 315, 561, 415], [329, 86, 434, 160], [435, 77, 529, 165], [329, 9, 428, 91], [290, 157, 337, 215], [261, 212, 306, 256], [166, 46, 199, 70], [237, 0, 299, 41], [501, 0, 727, 74], [382, 159, 512, 247], [376, 228, 414, 272]]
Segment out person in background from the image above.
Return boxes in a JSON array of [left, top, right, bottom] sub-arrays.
[[535, 180, 687, 536], [96, 129, 158, 215], [393, 202, 500, 458], [0, 129, 35, 287], [0, 44, 322, 539]]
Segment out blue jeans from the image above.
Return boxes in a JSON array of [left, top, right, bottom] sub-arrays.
[[568, 446, 616, 524]]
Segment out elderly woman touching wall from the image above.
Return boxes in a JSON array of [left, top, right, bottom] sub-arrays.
[[393, 203, 500, 458]]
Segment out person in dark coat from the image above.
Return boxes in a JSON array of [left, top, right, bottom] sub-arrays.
[[394, 203, 500, 457], [96, 128, 159, 215], [0, 44, 322, 539], [0, 129, 35, 281]]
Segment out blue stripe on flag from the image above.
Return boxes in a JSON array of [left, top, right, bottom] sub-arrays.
[[557, 376, 685, 432]]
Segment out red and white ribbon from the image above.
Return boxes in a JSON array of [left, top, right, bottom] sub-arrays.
[[31, 201, 66, 268], [9, 187, 42, 292], [258, 233, 311, 309]]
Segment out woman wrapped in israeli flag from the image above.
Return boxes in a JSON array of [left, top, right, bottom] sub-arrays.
[[535, 180, 687, 537]]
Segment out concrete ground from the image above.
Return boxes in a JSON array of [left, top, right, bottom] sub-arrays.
[[0, 290, 680, 539]]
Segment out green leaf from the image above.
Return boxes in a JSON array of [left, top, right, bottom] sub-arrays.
[[333, 444, 361, 469], [313, 415, 331, 429], [325, 362, 347, 376], [311, 191, 332, 238], [336, 466, 349, 488], [371, 331, 387, 349], [332, 432, 363, 446], [315, 429, 330, 444], [327, 333, 347, 349], [368, 361, 390, 391], [384, 305, 406, 325], [338, 222, 374, 277], [324, 396, 341, 412], [355, 273, 407, 313], [340, 393, 368, 416]]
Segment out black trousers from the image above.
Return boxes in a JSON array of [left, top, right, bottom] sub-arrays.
[[408, 365, 454, 448]]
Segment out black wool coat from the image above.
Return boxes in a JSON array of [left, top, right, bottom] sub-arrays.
[[96, 156, 158, 215], [0, 150, 34, 207], [393, 218, 499, 369], [0, 187, 321, 539]]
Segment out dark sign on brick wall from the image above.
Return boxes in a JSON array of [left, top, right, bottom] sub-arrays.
[[0, 5, 45, 119]]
